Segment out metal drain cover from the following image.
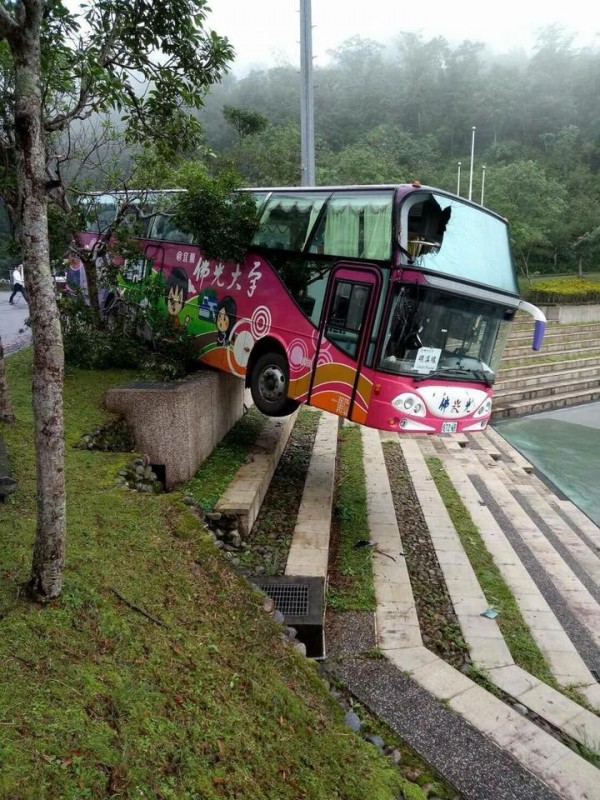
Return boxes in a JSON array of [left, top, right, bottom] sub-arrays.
[[249, 575, 325, 658]]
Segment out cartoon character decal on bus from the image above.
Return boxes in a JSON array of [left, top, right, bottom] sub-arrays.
[[166, 267, 188, 317], [216, 296, 236, 347]]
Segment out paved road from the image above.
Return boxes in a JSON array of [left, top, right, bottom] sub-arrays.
[[0, 288, 31, 353]]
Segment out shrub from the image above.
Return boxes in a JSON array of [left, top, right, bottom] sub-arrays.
[[58, 292, 197, 379], [526, 277, 600, 305]]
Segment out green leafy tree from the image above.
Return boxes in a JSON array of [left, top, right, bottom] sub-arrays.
[[0, 0, 231, 601], [222, 104, 268, 142], [228, 123, 303, 186], [174, 167, 259, 263], [317, 36, 390, 149], [484, 160, 568, 278]]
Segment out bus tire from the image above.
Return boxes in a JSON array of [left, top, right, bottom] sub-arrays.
[[250, 352, 299, 417]]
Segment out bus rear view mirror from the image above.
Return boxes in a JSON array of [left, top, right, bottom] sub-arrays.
[[518, 300, 547, 352]]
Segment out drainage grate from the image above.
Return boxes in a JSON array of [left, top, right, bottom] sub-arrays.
[[248, 575, 325, 659], [262, 582, 309, 617]]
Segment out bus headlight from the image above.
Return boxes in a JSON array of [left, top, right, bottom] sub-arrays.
[[392, 393, 426, 417], [474, 398, 493, 417]]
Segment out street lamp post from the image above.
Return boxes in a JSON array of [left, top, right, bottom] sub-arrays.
[[456, 161, 461, 196], [481, 165, 486, 205], [468, 126, 476, 201]]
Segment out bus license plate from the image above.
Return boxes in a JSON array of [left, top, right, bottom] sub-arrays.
[[441, 422, 457, 434]]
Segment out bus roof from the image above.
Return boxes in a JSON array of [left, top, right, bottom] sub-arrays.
[[239, 184, 506, 222]]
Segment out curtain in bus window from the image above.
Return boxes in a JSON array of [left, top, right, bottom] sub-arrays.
[[302, 205, 323, 250], [323, 204, 360, 257], [321, 192, 394, 260], [363, 204, 392, 260], [253, 194, 326, 252]]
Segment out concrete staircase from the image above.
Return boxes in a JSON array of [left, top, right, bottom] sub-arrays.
[[492, 318, 600, 419]]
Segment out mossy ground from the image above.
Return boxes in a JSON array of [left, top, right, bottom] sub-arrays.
[[0, 350, 404, 800]]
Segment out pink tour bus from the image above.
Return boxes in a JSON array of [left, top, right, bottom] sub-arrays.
[[76, 184, 545, 434]]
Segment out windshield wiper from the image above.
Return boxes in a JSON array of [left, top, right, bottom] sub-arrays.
[[413, 367, 493, 387], [471, 369, 493, 388]]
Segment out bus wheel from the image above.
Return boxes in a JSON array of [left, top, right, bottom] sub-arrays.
[[250, 352, 299, 417]]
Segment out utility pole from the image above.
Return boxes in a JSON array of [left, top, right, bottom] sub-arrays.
[[299, 0, 315, 186]]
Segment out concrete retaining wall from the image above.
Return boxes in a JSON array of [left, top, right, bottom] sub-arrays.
[[105, 371, 246, 488], [538, 304, 600, 323]]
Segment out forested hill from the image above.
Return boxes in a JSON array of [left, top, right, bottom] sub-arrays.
[[198, 26, 600, 276]]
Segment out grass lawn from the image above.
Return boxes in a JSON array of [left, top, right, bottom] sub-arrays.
[[0, 350, 405, 800]]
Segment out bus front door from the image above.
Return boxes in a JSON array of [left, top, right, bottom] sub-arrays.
[[310, 265, 380, 423]]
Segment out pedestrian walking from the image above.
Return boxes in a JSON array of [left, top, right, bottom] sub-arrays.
[[9, 264, 27, 305]]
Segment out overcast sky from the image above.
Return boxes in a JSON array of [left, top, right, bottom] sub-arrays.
[[205, 0, 598, 74]]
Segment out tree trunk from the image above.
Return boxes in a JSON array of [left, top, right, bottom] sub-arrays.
[[12, 4, 66, 600], [578, 255, 583, 278], [0, 338, 15, 423]]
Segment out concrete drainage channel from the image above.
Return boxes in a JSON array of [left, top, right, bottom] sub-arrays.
[[212, 409, 338, 662]]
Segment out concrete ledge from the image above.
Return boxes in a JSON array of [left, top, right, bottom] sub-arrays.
[[538, 304, 600, 323], [105, 371, 246, 488], [285, 411, 338, 578], [215, 410, 298, 536]]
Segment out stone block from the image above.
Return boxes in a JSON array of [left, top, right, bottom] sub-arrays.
[[105, 371, 246, 488]]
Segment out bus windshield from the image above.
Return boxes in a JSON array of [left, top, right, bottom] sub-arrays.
[[380, 282, 514, 381], [402, 192, 518, 294]]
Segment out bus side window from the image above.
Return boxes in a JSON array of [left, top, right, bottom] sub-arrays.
[[85, 195, 117, 234], [252, 193, 327, 253], [312, 191, 393, 261], [149, 213, 192, 244], [326, 280, 371, 359], [407, 195, 451, 258]]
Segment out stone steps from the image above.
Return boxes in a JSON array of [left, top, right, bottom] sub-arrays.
[[498, 355, 600, 380], [493, 386, 600, 419], [374, 433, 600, 797], [430, 439, 600, 697], [505, 338, 599, 357], [509, 320, 600, 337], [500, 345, 600, 369], [494, 318, 600, 417], [508, 328, 600, 347], [496, 363, 600, 392], [495, 374, 600, 403]]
